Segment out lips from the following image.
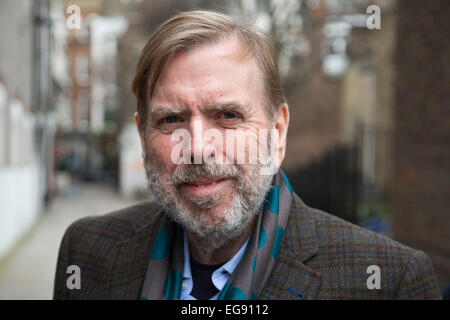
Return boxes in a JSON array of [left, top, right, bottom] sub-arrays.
[[185, 178, 223, 187], [179, 178, 230, 196]]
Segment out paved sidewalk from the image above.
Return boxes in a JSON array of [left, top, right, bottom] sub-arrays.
[[0, 184, 137, 300]]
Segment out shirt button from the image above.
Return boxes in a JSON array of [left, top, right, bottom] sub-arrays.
[[182, 280, 188, 291]]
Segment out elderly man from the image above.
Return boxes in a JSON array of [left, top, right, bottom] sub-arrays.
[[53, 10, 441, 300]]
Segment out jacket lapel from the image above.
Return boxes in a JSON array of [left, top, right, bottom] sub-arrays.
[[270, 253, 322, 300], [261, 194, 322, 300]]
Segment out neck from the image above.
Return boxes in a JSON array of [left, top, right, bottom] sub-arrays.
[[186, 215, 256, 265]]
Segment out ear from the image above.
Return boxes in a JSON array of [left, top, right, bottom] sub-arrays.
[[274, 103, 289, 168], [134, 112, 146, 159]]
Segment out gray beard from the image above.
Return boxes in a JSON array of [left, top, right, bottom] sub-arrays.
[[144, 159, 274, 253]]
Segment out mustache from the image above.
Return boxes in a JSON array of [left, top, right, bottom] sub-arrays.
[[171, 163, 241, 186]]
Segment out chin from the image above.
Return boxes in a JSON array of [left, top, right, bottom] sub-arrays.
[[190, 202, 228, 223], [186, 199, 231, 224]]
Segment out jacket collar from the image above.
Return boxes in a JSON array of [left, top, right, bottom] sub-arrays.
[[260, 193, 322, 300], [285, 194, 320, 262]]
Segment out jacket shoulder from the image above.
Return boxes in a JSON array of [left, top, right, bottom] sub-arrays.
[[311, 206, 416, 258], [65, 201, 164, 243], [287, 194, 441, 299], [288, 194, 417, 262], [53, 201, 163, 299]]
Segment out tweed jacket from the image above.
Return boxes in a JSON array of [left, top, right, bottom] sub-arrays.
[[53, 192, 442, 300]]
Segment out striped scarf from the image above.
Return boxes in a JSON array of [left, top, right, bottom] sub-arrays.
[[140, 169, 293, 300]]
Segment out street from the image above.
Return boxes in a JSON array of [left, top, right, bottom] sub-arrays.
[[0, 184, 138, 299]]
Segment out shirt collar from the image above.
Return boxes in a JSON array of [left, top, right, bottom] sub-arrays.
[[181, 229, 249, 300]]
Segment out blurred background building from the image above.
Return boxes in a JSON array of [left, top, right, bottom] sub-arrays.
[[0, 0, 448, 299], [0, 0, 53, 263]]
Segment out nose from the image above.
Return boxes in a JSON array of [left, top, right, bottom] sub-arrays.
[[189, 118, 216, 164]]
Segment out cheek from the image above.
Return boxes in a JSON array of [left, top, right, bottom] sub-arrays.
[[147, 135, 177, 170], [222, 128, 262, 163]]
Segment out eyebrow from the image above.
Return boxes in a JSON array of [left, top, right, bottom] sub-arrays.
[[149, 101, 251, 120], [201, 102, 251, 114], [149, 105, 191, 120]]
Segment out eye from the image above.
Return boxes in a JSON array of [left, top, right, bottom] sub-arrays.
[[218, 111, 242, 121], [156, 115, 184, 133], [215, 111, 242, 127], [222, 112, 237, 119], [160, 115, 181, 124]]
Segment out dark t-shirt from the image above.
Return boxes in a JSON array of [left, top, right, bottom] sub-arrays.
[[190, 255, 224, 300]]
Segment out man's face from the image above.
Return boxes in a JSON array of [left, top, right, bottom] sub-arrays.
[[137, 36, 286, 250]]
